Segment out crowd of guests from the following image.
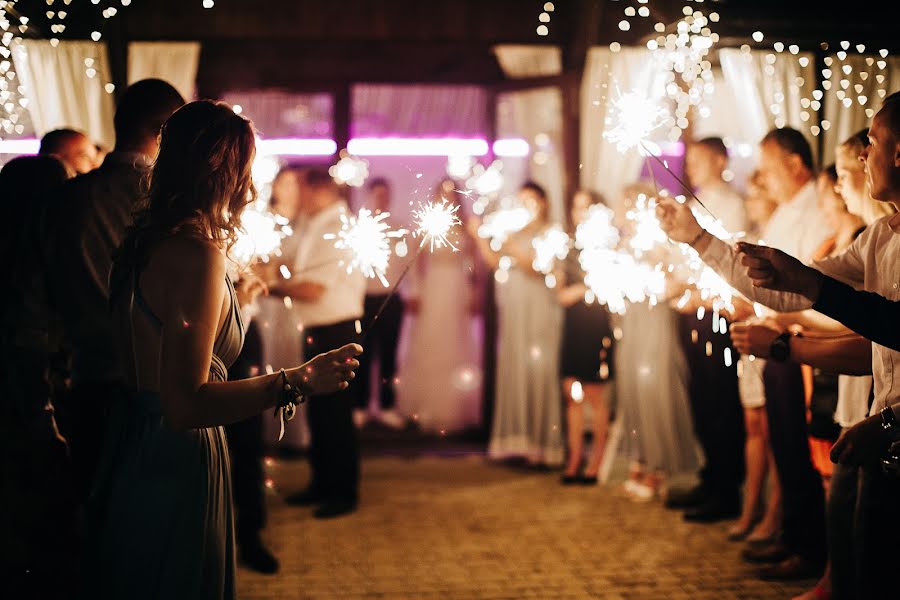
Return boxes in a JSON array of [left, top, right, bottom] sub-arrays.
[[2, 68, 899, 600]]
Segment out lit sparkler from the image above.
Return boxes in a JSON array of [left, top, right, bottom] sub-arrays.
[[232, 208, 290, 266], [477, 205, 534, 250], [603, 89, 669, 154], [412, 199, 462, 252], [574, 203, 620, 251], [626, 193, 668, 255], [232, 151, 289, 265], [580, 248, 665, 315], [532, 225, 571, 274], [324, 208, 407, 287], [329, 152, 369, 187]]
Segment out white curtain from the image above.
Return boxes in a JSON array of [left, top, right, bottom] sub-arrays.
[[821, 55, 900, 161], [127, 41, 201, 101], [13, 40, 115, 148], [351, 84, 487, 137], [719, 49, 816, 154], [493, 45, 565, 223], [579, 47, 666, 213]]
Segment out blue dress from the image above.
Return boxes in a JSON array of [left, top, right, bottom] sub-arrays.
[[87, 273, 244, 600]]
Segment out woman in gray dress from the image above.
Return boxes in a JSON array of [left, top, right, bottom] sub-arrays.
[[87, 101, 362, 599], [472, 181, 564, 467]]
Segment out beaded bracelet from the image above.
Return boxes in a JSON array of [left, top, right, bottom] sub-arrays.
[[275, 368, 306, 441]]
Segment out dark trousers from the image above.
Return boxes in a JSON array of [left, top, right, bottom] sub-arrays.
[[225, 321, 266, 543], [854, 464, 900, 599], [1, 350, 77, 600], [356, 294, 404, 410], [305, 319, 361, 501], [58, 381, 123, 503], [678, 313, 745, 500], [827, 459, 859, 600], [762, 360, 826, 566]]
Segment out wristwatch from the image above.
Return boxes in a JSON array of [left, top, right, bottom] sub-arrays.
[[769, 332, 793, 362]]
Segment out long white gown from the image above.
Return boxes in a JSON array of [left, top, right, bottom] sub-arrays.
[[396, 241, 483, 433], [487, 228, 564, 466]]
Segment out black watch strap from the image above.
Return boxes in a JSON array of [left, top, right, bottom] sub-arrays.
[[770, 332, 792, 362]]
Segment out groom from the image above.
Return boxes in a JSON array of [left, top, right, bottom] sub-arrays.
[[272, 169, 366, 519]]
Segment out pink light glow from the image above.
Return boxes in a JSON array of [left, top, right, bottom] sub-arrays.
[[348, 137, 489, 157], [257, 138, 338, 156], [1, 137, 531, 157], [492, 138, 529, 157]]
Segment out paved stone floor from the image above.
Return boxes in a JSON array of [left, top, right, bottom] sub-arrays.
[[238, 451, 810, 599]]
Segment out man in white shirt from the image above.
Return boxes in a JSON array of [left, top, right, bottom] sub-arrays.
[[685, 137, 747, 234], [272, 169, 366, 519], [657, 94, 900, 597], [664, 127, 832, 581]]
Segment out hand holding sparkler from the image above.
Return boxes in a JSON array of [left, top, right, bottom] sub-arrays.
[[655, 196, 708, 248], [736, 242, 824, 300]]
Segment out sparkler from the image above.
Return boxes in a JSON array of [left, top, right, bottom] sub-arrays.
[[361, 199, 462, 341], [574, 203, 620, 251], [232, 208, 290, 266], [231, 151, 290, 265], [412, 199, 462, 252], [531, 225, 570, 275], [477, 206, 534, 251], [603, 89, 669, 154], [579, 248, 665, 315], [626, 193, 668, 255], [323, 208, 407, 287]]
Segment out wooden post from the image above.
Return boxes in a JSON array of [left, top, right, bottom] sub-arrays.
[[333, 84, 351, 156], [560, 0, 602, 226]]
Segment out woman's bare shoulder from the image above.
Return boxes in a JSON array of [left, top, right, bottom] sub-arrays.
[[149, 233, 225, 284]]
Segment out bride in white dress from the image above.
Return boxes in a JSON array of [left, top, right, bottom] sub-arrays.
[[395, 180, 483, 433]]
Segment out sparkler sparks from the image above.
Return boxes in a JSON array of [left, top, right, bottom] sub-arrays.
[[412, 199, 462, 252], [574, 203, 620, 251], [325, 208, 407, 287], [626, 193, 668, 254], [232, 209, 290, 266], [579, 248, 665, 315], [603, 89, 669, 154], [531, 226, 571, 274], [477, 205, 534, 250]]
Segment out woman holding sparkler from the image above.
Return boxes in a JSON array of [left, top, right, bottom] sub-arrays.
[[613, 182, 701, 500], [558, 190, 615, 484], [87, 101, 361, 599], [472, 181, 564, 467]]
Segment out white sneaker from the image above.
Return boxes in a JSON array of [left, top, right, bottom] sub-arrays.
[[352, 409, 368, 429], [377, 409, 407, 430]]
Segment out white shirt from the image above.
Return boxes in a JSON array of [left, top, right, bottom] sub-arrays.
[[292, 200, 366, 328], [700, 215, 900, 418], [695, 182, 747, 235], [760, 180, 832, 262]]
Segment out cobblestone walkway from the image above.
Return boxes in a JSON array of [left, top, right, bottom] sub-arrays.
[[238, 455, 809, 599]]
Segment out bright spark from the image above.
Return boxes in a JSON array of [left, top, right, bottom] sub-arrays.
[[325, 208, 406, 286], [532, 225, 571, 274], [412, 199, 462, 252], [603, 88, 669, 153]]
